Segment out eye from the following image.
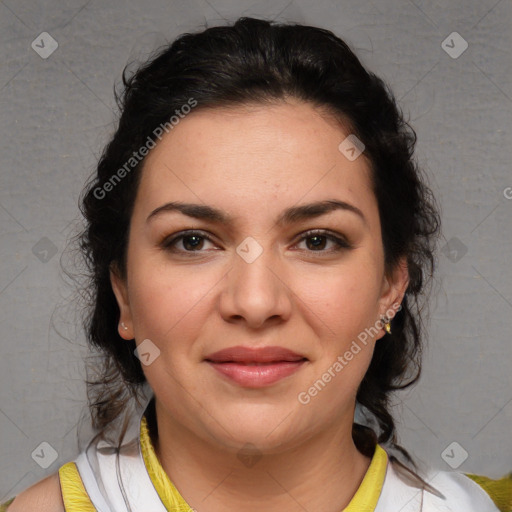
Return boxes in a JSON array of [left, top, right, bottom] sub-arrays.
[[160, 228, 352, 257], [160, 230, 218, 255], [294, 229, 352, 254]]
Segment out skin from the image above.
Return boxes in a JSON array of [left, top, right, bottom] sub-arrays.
[[111, 99, 409, 512]]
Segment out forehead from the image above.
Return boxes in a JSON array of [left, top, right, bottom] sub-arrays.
[[135, 100, 377, 228]]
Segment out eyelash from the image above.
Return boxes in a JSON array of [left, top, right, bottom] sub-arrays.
[[160, 229, 352, 257]]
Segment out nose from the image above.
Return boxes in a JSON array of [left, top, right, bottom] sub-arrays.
[[219, 242, 293, 329]]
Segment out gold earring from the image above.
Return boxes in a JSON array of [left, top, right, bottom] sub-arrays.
[[384, 322, 391, 335]]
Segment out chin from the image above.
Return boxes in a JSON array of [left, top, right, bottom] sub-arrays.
[[214, 430, 293, 456], [205, 407, 311, 453]]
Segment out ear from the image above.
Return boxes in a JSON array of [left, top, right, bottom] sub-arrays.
[[110, 263, 134, 340], [377, 255, 409, 334]]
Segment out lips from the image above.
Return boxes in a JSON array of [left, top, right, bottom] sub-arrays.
[[204, 345, 307, 364], [205, 346, 308, 387]]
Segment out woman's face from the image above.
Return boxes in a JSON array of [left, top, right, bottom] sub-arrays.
[[111, 100, 408, 453]]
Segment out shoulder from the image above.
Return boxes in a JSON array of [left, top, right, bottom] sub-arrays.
[[4, 472, 65, 512], [378, 459, 509, 512], [460, 472, 512, 512], [427, 470, 504, 511]]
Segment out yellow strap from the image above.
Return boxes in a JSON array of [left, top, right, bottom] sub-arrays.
[[140, 415, 194, 511], [465, 472, 512, 512], [58, 462, 96, 512], [342, 444, 388, 511], [55, 413, 388, 512], [140, 416, 388, 512], [55, 415, 192, 512]]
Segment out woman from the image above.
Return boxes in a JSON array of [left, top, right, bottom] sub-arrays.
[[3, 17, 511, 512]]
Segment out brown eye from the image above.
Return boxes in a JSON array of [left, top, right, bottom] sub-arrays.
[[305, 235, 328, 250], [161, 230, 217, 254], [181, 235, 205, 251], [295, 230, 352, 254]]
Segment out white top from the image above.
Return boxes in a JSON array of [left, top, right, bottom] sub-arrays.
[[375, 459, 499, 511]]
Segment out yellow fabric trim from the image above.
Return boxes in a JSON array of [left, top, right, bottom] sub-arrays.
[[342, 444, 388, 511], [140, 415, 388, 512], [54, 412, 388, 512], [0, 497, 15, 511], [59, 461, 96, 512], [465, 472, 512, 512], [140, 415, 194, 511], [141, 414, 388, 512]]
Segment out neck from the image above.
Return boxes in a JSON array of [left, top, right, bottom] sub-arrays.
[[150, 399, 372, 512]]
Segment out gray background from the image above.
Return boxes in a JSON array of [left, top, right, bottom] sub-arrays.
[[1, 0, 511, 502]]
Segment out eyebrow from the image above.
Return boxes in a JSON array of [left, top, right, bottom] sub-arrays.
[[146, 199, 367, 226]]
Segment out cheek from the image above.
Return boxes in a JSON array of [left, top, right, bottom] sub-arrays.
[[292, 261, 381, 341], [127, 259, 214, 347]]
